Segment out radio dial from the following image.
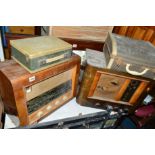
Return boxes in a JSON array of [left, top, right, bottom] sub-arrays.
[[37, 111, 43, 117], [63, 96, 68, 101], [55, 100, 60, 105], [46, 105, 52, 110]]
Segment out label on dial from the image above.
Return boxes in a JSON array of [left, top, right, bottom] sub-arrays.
[[29, 76, 35, 82]]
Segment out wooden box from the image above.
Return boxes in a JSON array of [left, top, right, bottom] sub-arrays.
[[10, 36, 72, 73], [0, 55, 80, 126], [103, 33, 155, 80]]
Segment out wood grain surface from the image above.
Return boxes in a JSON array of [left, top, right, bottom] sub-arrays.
[[50, 26, 114, 42], [76, 64, 151, 111], [9, 26, 35, 35], [0, 55, 80, 126]]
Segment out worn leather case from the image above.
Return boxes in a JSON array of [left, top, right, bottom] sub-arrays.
[[11, 36, 72, 73]]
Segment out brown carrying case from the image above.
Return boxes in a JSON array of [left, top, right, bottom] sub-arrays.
[[103, 33, 155, 80]]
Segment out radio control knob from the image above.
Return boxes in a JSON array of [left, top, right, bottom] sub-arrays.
[[37, 111, 43, 117], [63, 96, 68, 101], [95, 103, 101, 106], [26, 87, 32, 93], [46, 105, 52, 110], [55, 100, 60, 105]]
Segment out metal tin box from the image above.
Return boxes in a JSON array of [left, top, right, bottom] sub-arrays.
[[103, 33, 155, 80]]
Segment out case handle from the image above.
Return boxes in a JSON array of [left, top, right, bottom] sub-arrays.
[[46, 54, 64, 63], [126, 64, 149, 76]]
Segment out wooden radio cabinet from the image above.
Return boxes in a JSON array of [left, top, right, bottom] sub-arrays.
[[0, 97, 4, 128], [76, 64, 152, 111], [0, 55, 80, 126]]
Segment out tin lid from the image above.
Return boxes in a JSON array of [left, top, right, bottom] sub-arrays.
[[86, 49, 106, 68], [10, 36, 72, 58], [108, 33, 155, 67]]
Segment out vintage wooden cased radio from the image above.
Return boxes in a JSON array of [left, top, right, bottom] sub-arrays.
[[76, 64, 152, 111], [0, 55, 80, 126], [0, 97, 4, 128], [76, 50, 152, 111]]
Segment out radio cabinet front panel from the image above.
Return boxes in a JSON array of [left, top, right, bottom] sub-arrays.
[[0, 55, 80, 126], [76, 65, 151, 111]]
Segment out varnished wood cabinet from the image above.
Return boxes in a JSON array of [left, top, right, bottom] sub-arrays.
[[113, 26, 155, 46], [0, 55, 80, 126], [8, 26, 41, 35], [76, 64, 152, 112]]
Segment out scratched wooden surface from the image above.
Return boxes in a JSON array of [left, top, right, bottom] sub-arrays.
[[50, 26, 114, 42], [76, 64, 151, 112]]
